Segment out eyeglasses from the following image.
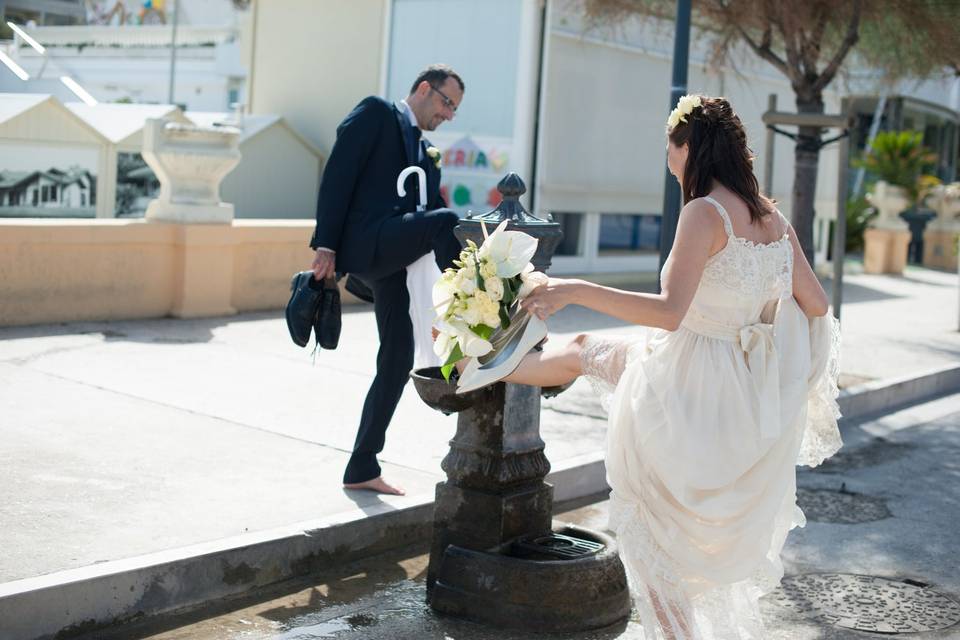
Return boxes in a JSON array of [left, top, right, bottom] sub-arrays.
[[430, 85, 458, 114]]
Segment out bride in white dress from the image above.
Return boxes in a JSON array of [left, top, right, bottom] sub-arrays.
[[494, 95, 843, 639]]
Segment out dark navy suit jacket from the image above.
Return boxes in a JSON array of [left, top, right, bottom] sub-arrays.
[[310, 96, 445, 274]]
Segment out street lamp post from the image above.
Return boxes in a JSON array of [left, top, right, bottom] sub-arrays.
[[167, 0, 180, 104], [656, 0, 691, 290]]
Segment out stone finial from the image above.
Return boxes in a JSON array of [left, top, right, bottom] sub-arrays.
[[467, 172, 546, 224], [142, 118, 242, 224]]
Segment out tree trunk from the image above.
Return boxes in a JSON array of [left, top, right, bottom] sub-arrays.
[[791, 94, 825, 268]]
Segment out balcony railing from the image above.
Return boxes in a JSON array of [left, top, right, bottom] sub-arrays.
[[15, 25, 237, 48]]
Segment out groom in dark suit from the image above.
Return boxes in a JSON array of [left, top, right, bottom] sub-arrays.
[[310, 64, 464, 495]]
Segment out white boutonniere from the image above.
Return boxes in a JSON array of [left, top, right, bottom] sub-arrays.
[[426, 146, 441, 169]]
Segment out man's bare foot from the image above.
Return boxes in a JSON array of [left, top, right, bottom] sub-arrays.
[[343, 476, 406, 495]]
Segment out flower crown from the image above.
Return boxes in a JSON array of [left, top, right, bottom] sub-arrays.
[[667, 94, 703, 131]]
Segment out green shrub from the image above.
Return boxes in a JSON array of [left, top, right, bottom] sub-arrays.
[[845, 196, 877, 253], [854, 131, 938, 201]]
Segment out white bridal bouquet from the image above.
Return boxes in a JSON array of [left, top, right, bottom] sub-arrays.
[[432, 220, 549, 382]]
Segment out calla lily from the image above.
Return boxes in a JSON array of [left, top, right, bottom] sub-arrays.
[[458, 330, 493, 357], [433, 330, 455, 359], [440, 318, 493, 358], [477, 219, 539, 278], [432, 276, 458, 316]]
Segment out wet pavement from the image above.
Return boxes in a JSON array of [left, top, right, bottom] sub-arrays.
[[86, 393, 960, 640]]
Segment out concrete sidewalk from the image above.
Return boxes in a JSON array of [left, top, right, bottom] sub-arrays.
[[1, 266, 958, 638]]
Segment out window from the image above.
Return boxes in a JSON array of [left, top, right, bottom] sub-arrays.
[[51, 185, 58, 201], [598, 214, 661, 255], [41, 186, 49, 202], [551, 212, 584, 256]]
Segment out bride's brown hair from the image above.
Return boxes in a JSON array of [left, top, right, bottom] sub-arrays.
[[668, 96, 775, 224]]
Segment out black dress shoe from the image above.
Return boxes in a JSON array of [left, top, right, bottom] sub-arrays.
[[314, 276, 341, 350], [285, 271, 324, 348], [344, 274, 375, 304]]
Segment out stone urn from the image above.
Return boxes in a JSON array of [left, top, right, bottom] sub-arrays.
[[866, 180, 910, 231], [142, 118, 242, 224], [864, 180, 912, 274], [924, 183, 960, 231], [922, 182, 960, 270]]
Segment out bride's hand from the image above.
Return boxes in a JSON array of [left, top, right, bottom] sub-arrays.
[[520, 278, 577, 320]]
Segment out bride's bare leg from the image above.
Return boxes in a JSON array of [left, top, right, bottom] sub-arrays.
[[648, 588, 692, 640], [455, 334, 588, 388]]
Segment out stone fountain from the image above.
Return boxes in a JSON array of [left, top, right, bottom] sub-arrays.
[[410, 173, 630, 633]]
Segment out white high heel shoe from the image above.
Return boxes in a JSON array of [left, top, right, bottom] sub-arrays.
[[455, 311, 548, 394]]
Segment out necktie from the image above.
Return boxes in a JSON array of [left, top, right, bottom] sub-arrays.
[[408, 125, 421, 164]]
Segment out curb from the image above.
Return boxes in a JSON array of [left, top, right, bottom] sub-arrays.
[[2, 364, 958, 640], [837, 363, 960, 420]]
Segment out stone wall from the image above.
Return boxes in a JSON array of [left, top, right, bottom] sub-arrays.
[[0, 219, 360, 327]]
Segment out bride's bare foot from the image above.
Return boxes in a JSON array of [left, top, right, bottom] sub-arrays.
[[343, 476, 406, 495]]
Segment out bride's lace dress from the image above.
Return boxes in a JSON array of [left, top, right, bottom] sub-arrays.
[[580, 196, 842, 639]]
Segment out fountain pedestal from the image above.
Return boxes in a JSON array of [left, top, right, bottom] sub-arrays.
[[923, 184, 960, 270], [411, 174, 630, 633], [864, 181, 911, 275]]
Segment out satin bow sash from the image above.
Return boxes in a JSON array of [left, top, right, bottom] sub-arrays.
[[739, 322, 781, 440]]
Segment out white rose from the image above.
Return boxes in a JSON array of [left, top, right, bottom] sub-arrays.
[[480, 259, 497, 279], [460, 298, 483, 326], [518, 265, 549, 298], [484, 277, 504, 301], [454, 269, 477, 295], [474, 290, 494, 308]]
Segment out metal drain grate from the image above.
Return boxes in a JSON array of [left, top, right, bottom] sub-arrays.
[[797, 488, 891, 524], [771, 573, 960, 633], [511, 533, 604, 560]]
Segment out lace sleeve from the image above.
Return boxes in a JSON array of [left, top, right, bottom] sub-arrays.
[[579, 335, 635, 413], [797, 312, 842, 467]]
